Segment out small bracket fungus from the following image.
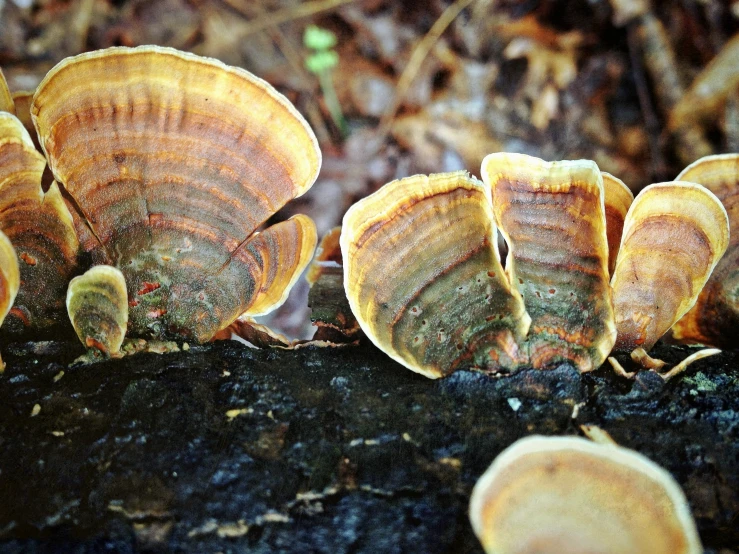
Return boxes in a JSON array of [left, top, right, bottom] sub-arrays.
[[612, 181, 728, 352], [482, 154, 616, 372], [0, 112, 80, 332], [341, 171, 530, 378], [67, 265, 128, 357], [30, 46, 321, 342], [342, 153, 731, 377], [671, 154, 739, 348], [469, 436, 702, 554], [0, 230, 20, 370]]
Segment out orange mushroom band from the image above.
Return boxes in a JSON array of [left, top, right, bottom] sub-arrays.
[[469, 436, 702, 554], [670, 154, 739, 348], [29, 46, 320, 343], [341, 153, 730, 377]]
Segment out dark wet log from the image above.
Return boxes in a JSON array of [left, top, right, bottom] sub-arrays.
[[0, 340, 737, 553]]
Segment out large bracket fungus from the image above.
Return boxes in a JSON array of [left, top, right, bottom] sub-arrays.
[[469, 436, 702, 554], [21, 45, 321, 343], [342, 153, 729, 377]]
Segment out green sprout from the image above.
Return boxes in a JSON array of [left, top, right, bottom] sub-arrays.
[[304, 25, 346, 136]]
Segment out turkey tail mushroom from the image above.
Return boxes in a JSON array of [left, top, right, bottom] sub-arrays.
[[0, 230, 20, 370], [31, 46, 321, 342], [469, 436, 702, 554], [671, 154, 739, 348], [0, 112, 80, 333], [482, 153, 616, 372], [611, 181, 729, 352], [341, 171, 530, 378]]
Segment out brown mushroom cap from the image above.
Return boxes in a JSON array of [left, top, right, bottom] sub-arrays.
[[67, 265, 128, 356], [602, 172, 634, 275], [671, 154, 739, 347], [31, 46, 321, 342], [469, 435, 702, 554], [0, 112, 80, 332], [482, 153, 615, 372], [0, 69, 14, 114], [341, 171, 530, 378], [611, 181, 729, 352]]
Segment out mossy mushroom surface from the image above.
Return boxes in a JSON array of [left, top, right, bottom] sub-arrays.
[[469, 436, 702, 554], [31, 45, 321, 342]]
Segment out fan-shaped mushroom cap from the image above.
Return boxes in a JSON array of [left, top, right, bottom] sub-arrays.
[[602, 172, 634, 275], [341, 171, 530, 378], [67, 265, 128, 356], [469, 435, 702, 554], [31, 46, 321, 342], [0, 69, 14, 114], [0, 112, 80, 332], [482, 153, 615, 372], [612, 181, 728, 352], [671, 154, 739, 347]]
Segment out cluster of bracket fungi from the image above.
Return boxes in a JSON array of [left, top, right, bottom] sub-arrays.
[[0, 44, 735, 554], [0, 45, 321, 361], [342, 152, 738, 379]]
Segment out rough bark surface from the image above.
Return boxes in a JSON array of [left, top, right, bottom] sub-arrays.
[[0, 340, 737, 553]]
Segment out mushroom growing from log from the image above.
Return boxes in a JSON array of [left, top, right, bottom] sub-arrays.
[[0, 112, 80, 333], [28, 45, 320, 343], [469, 435, 702, 554], [341, 153, 729, 377], [670, 154, 739, 348]]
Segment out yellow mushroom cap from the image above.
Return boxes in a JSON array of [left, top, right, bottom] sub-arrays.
[[482, 153, 615, 372], [67, 265, 128, 356], [602, 172, 634, 275], [0, 112, 80, 332], [671, 154, 739, 347], [341, 171, 530, 378], [31, 46, 321, 342], [469, 435, 702, 554], [612, 181, 729, 352]]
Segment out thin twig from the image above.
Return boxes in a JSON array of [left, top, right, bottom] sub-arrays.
[[659, 348, 720, 382], [374, 0, 478, 148], [222, 0, 356, 38]]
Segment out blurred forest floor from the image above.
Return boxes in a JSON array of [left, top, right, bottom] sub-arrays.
[[1, 0, 738, 338]]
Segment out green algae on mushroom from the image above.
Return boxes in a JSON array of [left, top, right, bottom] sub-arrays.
[[671, 154, 739, 348], [611, 181, 728, 352], [469, 436, 702, 554], [67, 265, 128, 357], [341, 171, 530, 378], [31, 45, 321, 342], [482, 153, 616, 372]]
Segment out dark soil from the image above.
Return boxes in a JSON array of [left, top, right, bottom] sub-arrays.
[[0, 340, 737, 553]]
